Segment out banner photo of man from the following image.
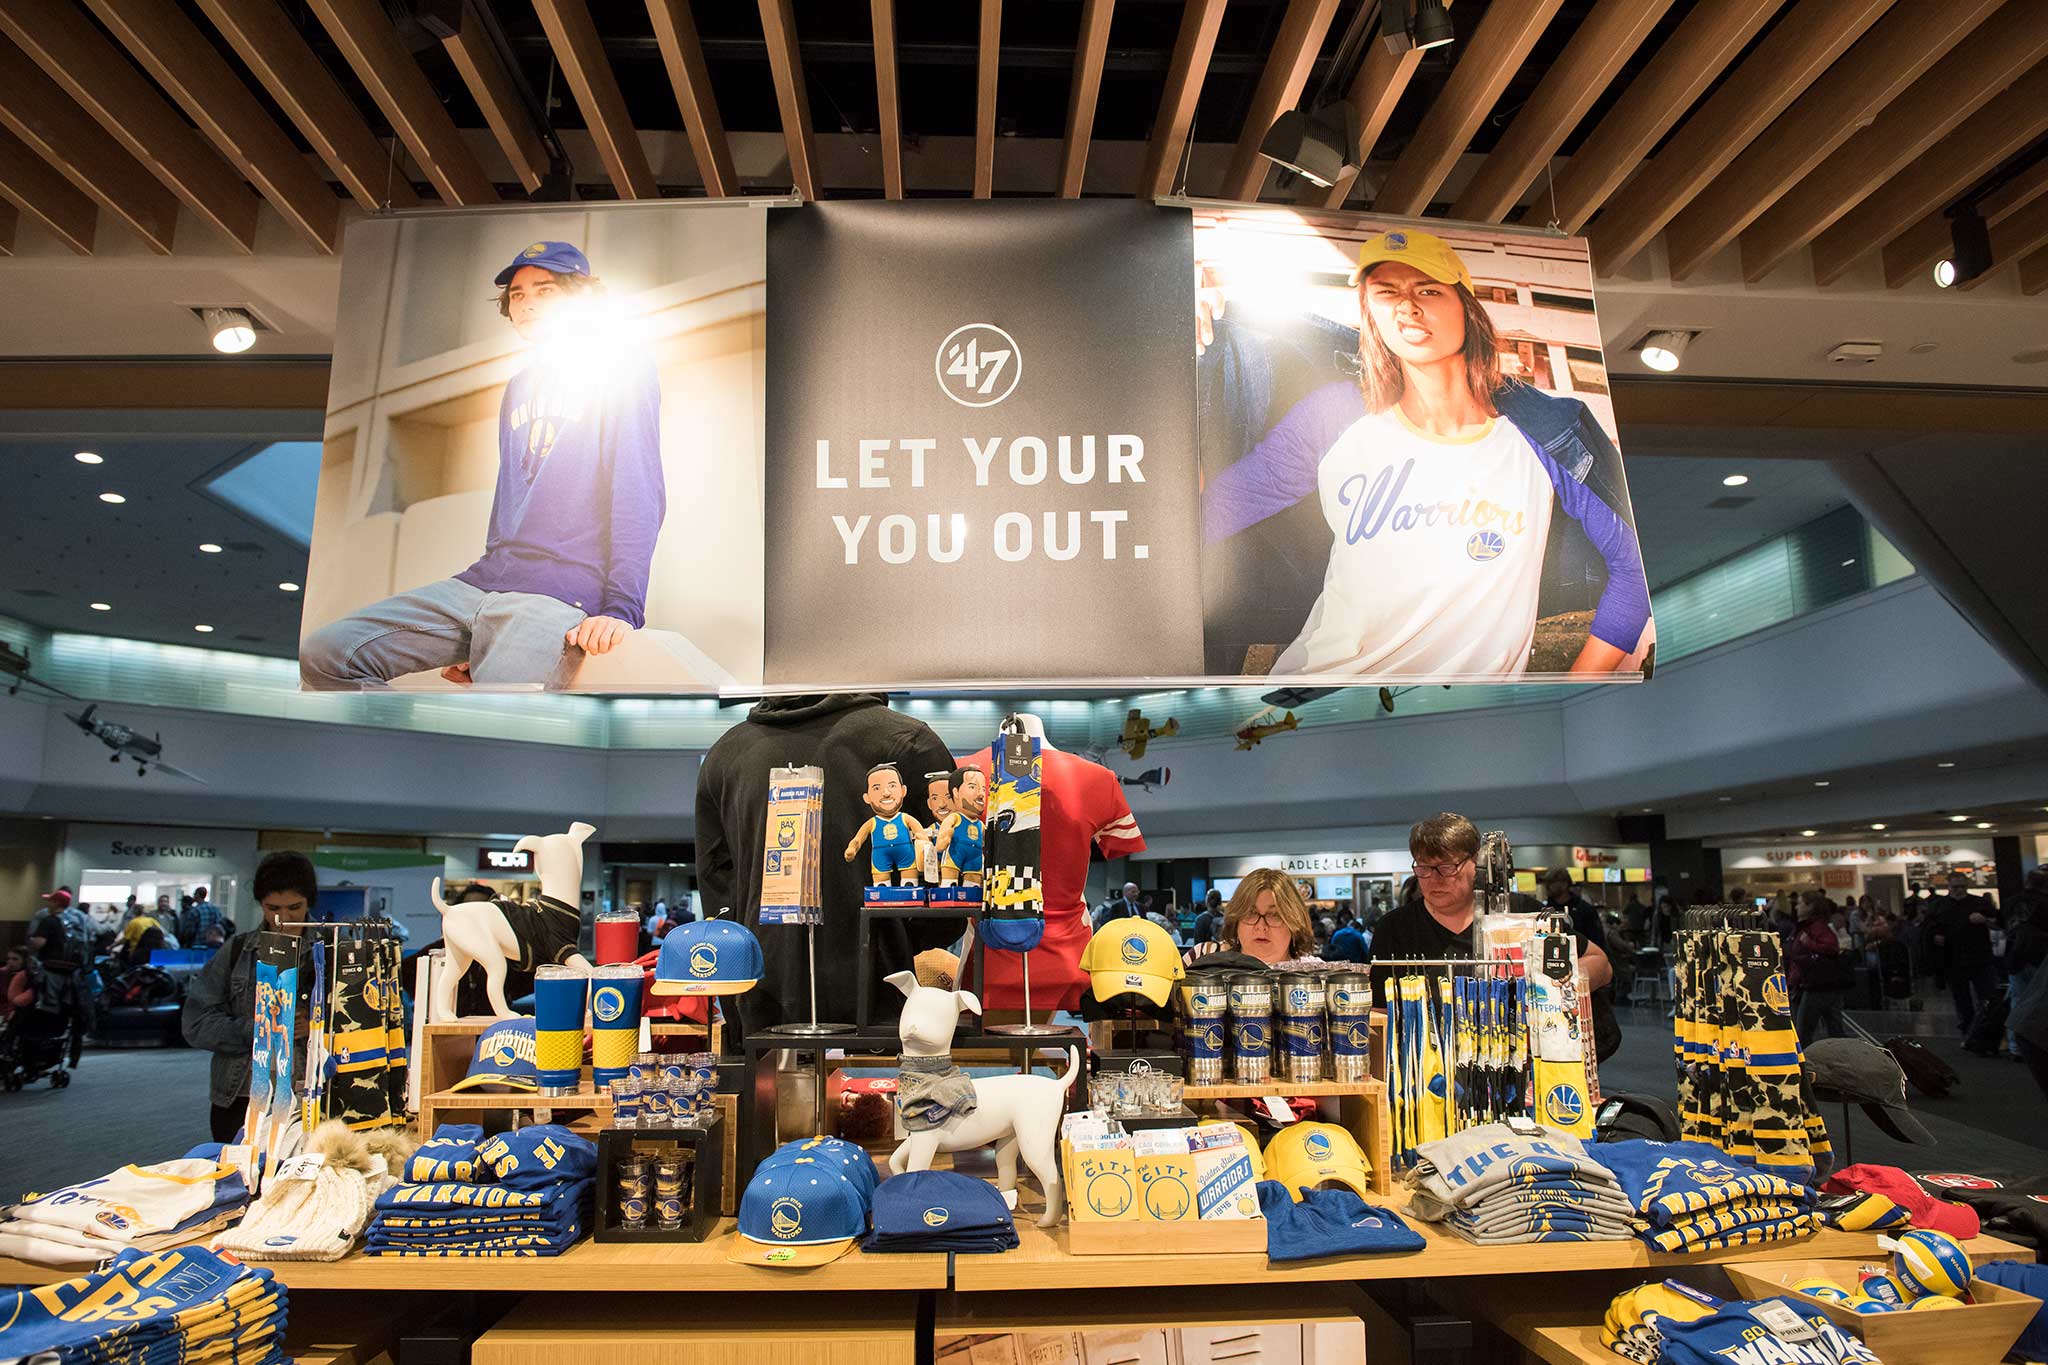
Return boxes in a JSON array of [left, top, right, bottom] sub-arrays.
[[301, 204, 767, 692], [1194, 206, 1653, 683]]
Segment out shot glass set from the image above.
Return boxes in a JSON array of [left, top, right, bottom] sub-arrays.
[[613, 1151, 693, 1230], [1181, 968, 1372, 1085], [1088, 1062, 1184, 1118], [609, 1051, 717, 1128]]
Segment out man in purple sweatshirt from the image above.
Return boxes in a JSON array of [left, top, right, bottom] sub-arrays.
[[301, 241, 666, 689]]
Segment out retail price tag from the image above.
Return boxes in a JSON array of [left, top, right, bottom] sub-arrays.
[[1505, 1115, 1542, 1136], [1259, 1096, 1293, 1123], [272, 1153, 326, 1185], [1748, 1301, 1820, 1343]]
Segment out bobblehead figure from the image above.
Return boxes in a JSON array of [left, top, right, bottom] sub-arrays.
[[843, 762, 929, 888]]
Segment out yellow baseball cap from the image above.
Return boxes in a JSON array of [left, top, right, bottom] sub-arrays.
[[1348, 229, 1473, 291], [1079, 918, 1186, 1008], [1264, 1122, 1372, 1202]]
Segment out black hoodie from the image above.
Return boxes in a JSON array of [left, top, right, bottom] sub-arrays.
[[696, 693, 957, 1036]]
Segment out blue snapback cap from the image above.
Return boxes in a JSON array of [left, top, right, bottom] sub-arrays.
[[759, 1137, 880, 1198], [494, 240, 592, 287], [446, 1018, 540, 1093], [868, 1170, 1014, 1243], [653, 919, 764, 996], [980, 915, 1045, 953], [729, 1158, 869, 1266]]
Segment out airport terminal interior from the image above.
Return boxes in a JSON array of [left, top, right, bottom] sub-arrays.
[[2, 2, 2046, 1363]]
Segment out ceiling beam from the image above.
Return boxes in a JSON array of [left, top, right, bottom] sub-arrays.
[[1374, 0, 1566, 217], [0, 197, 15, 255], [649, 0, 738, 197], [1547, 0, 1787, 234], [975, 0, 1001, 198], [1305, 0, 1457, 209], [0, 37, 170, 253], [1661, 0, 2004, 281], [869, 0, 902, 198], [1808, 60, 2048, 286], [1450, 0, 1672, 224], [1959, 183, 2048, 292], [0, 6, 261, 253], [0, 125, 95, 255], [2020, 244, 2048, 296], [757, 0, 819, 200], [1739, 3, 2048, 284], [190, 0, 418, 212], [1138, 0, 1224, 198], [304, 0, 497, 206], [1885, 157, 2048, 289], [1057, 0, 1115, 197], [533, 0, 656, 199], [84, 0, 342, 254], [1584, 0, 1896, 274], [442, 0, 548, 194], [1218, 0, 1340, 204]]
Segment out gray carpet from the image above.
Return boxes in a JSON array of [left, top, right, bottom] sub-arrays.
[[1, 1048, 216, 1200]]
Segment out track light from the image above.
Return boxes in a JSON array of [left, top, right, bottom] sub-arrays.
[[1636, 329, 1694, 372], [1411, 0, 1455, 49], [1258, 103, 1358, 189], [1934, 206, 1991, 288], [1380, 0, 1456, 55], [203, 307, 257, 354]]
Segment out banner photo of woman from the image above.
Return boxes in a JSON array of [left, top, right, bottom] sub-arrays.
[[1194, 206, 1654, 683]]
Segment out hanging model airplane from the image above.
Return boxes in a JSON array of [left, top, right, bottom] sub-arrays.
[[67, 705, 207, 782], [1233, 708, 1298, 751], [1117, 708, 1179, 760], [1118, 766, 1170, 792]]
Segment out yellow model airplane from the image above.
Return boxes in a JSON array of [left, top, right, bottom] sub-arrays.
[[1233, 709, 1298, 750], [1118, 708, 1179, 760]]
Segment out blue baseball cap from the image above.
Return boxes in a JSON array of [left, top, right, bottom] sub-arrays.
[[759, 1137, 880, 1199], [980, 914, 1045, 953], [1255, 1180, 1425, 1262], [652, 919, 764, 996], [494, 239, 591, 287], [728, 1158, 869, 1266], [446, 1018, 540, 1093], [476, 1123, 598, 1191], [865, 1170, 1013, 1246]]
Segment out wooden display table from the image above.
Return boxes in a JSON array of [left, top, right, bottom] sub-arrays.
[[473, 1291, 920, 1365]]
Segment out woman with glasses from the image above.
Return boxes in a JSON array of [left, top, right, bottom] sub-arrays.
[[1186, 868, 1321, 967]]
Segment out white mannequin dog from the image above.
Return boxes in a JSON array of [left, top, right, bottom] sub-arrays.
[[885, 969, 1078, 1227], [429, 822, 596, 1022]]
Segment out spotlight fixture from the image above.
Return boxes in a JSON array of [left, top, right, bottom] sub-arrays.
[[1975, 821, 1993, 829], [1636, 330, 1695, 372], [89, 602, 111, 612], [1379, 0, 1455, 53], [98, 492, 125, 504], [193, 624, 215, 634], [1801, 830, 1816, 837], [199, 543, 223, 554], [201, 307, 257, 354], [1870, 823, 1886, 831], [1933, 206, 1991, 288], [74, 451, 102, 465], [1722, 474, 1749, 487], [1950, 815, 1968, 822], [278, 582, 301, 593], [1258, 102, 1358, 189]]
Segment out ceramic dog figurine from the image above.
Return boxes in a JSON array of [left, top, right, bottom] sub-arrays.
[[429, 822, 597, 1022], [885, 968, 1077, 1227]]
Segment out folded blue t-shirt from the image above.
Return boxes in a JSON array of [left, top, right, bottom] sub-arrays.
[[1592, 1140, 1813, 1222], [1258, 1181, 1424, 1262]]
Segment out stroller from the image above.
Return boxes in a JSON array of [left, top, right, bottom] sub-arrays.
[[1, 958, 75, 1090]]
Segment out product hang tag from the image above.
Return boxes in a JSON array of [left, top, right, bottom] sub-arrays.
[[272, 1152, 327, 1185], [1747, 1301, 1820, 1343], [1504, 1115, 1542, 1137], [1260, 1096, 1294, 1124]]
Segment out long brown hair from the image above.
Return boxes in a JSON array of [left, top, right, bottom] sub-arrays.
[[1224, 868, 1317, 958], [1356, 271, 1504, 417]]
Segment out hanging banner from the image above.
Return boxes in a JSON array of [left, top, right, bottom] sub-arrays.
[[305, 199, 1648, 692]]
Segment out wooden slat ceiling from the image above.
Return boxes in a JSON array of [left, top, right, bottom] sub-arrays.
[[0, 0, 2040, 296]]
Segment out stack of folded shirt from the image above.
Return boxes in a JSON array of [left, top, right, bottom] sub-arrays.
[[862, 1170, 1017, 1254], [213, 1120, 416, 1262], [363, 1123, 596, 1257], [1, 1243, 290, 1365], [1594, 1138, 1818, 1253], [0, 1150, 250, 1266], [1406, 1122, 1633, 1243]]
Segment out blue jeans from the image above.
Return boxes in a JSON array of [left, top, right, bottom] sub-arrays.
[[300, 577, 586, 689]]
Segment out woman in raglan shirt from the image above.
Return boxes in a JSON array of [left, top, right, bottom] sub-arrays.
[[301, 241, 665, 690], [1202, 229, 1650, 679]]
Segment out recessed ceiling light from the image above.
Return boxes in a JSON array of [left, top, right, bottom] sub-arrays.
[[1976, 822, 1993, 829], [73, 451, 102, 465], [1870, 823, 1886, 830], [1950, 815, 1968, 822], [1722, 473, 1750, 487], [89, 602, 110, 612], [202, 307, 257, 354], [1840, 558, 1857, 567], [1637, 329, 1694, 372], [277, 582, 301, 593], [1801, 830, 1817, 837], [1717, 796, 1732, 802], [1813, 780, 1830, 787], [1936, 761, 1955, 769], [193, 624, 214, 633], [98, 492, 125, 504], [199, 543, 222, 554]]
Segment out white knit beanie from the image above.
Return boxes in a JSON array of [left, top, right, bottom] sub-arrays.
[[214, 1120, 411, 1262]]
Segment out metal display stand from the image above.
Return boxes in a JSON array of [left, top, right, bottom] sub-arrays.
[[763, 918, 854, 1036], [986, 943, 1079, 1037]]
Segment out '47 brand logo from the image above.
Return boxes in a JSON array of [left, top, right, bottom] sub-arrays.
[[936, 323, 1020, 407]]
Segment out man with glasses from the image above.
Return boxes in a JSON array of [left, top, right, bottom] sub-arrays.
[[1369, 812, 1611, 1007]]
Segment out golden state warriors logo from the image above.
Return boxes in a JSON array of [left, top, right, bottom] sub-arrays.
[[770, 1196, 804, 1240], [592, 986, 625, 1024], [922, 1207, 949, 1227], [1086, 1172, 1133, 1217], [1143, 1175, 1191, 1220], [363, 977, 386, 1012], [776, 817, 798, 849], [1120, 935, 1147, 966], [1288, 986, 1310, 1010], [487, 1030, 521, 1066], [1386, 231, 1408, 250], [689, 943, 718, 978], [1467, 530, 1506, 562], [1762, 973, 1790, 1015], [1303, 1132, 1332, 1160], [1544, 1084, 1585, 1127], [523, 242, 547, 257]]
